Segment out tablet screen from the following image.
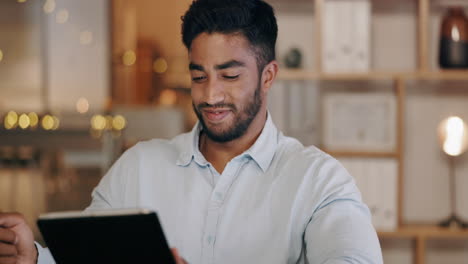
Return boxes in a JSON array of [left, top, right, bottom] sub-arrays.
[[37, 209, 176, 264]]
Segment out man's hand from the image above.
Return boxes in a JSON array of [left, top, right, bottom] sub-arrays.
[[0, 213, 37, 264], [171, 248, 188, 264]]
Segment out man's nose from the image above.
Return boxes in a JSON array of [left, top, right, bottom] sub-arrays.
[[204, 77, 225, 105]]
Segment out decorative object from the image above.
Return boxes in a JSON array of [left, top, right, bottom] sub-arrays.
[[322, 0, 371, 73], [439, 7, 468, 68], [437, 116, 468, 228], [322, 93, 396, 152], [284, 47, 302, 68]]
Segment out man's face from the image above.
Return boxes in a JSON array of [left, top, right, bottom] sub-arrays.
[[189, 32, 264, 142]]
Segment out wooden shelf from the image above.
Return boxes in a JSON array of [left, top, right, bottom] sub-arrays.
[[277, 70, 404, 81], [277, 69, 468, 81], [324, 150, 399, 158], [405, 70, 468, 80], [378, 225, 468, 239], [160, 70, 468, 87]]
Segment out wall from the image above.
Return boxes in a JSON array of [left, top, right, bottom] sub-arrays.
[[0, 0, 110, 113]]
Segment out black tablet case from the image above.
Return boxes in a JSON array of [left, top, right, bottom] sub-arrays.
[[37, 212, 176, 264]]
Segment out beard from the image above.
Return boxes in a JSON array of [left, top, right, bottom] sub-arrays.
[[192, 83, 262, 143]]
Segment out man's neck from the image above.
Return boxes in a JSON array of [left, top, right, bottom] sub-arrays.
[[199, 110, 267, 174]]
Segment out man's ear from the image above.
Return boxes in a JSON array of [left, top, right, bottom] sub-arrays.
[[261, 60, 279, 93]]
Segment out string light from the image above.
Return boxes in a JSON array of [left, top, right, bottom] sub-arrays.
[[41, 115, 55, 130], [91, 115, 106, 130], [122, 50, 136, 66], [52, 116, 60, 130], [1, 112, 60, 131], [112, 115, 127, 131], [153, 58, 168, 73], [28, 112, 39, 128], [18, 114, 30, 129], [4, 111, 18, 130], [90, 114, 127, 138]]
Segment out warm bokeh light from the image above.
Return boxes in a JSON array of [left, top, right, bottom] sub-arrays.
[[122, 50, 136, 66], [56, 9, 69, 24], [80, 31, 93, 45], [76, 97, 90, 114], [17, 0, 27, 3], [438, 116, 468, 156], [18, 114, 30, 129], [28, 112, 39, 128], [112, 115, 127, 131], [159, 89, 177, 106], [0, 49, 3, 62], [4, 111, 18, 130], [52, 116, 60, 130], [41, 115, 55, 130], [43, 0, 56, 14], [153, 58, 168, 73], [91, 115, 106, 130]]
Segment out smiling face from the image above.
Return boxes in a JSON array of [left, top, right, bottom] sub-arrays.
[[189, 32, 268, 143]]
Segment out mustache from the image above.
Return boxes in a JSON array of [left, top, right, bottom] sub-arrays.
[[196, 102, 237, 111]]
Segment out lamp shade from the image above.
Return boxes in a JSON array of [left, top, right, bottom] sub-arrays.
[[438, 116, 468, 156]]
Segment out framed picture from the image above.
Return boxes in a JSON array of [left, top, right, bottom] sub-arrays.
[[322, 92, 397, 152]]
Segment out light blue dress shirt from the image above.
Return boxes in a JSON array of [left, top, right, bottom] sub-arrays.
[[37, 114, 382, 264]]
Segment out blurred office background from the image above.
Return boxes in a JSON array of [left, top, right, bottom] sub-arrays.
[[1, 0, 468, 263]]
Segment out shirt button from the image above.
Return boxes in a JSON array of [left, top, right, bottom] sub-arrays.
[[215, 192, 223, 200]]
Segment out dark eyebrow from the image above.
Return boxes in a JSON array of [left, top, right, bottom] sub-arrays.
[[215, 60, 245, 70], [189, 60, 246, 71], [189, 63, 204, 71]]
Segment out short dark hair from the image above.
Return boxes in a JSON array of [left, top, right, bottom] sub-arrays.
[[181, 0, 278, 71]]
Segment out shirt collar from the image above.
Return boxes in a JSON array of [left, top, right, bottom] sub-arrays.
[[176, 122, 204, 167], [243, 113, 278, 172], [176, 112, 279, 173]]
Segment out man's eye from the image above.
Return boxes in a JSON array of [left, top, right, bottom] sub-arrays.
[[192, 76, 206, 82], [223, 75, 240, 80]]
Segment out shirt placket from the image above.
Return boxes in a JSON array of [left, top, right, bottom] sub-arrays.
[[201, 159, 245, 264]]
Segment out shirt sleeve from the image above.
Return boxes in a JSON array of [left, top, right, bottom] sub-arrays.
[[85, 145, 141, 211], [35, 242, 55, 264], [303, 156, 383, 263]]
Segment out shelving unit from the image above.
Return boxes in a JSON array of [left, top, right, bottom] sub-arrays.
[[269, 0, 468, 263], [112, 0, 468, 263]]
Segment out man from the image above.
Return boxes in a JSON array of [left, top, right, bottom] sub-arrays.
[[0, 0, 383, 263]]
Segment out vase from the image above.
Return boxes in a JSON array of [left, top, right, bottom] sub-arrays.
[[439, 7, 468, 69]]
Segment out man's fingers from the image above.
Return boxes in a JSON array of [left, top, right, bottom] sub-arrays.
[[171, 248, 188, 264], [171, 248, 181, 261], [0, 243, 17, 257], [0, 213, 24, 229], [0, 256, 16, 264], [0, 229, 16, 245]]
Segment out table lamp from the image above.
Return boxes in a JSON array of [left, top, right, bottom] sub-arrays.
[[438, 116, 468, 228]]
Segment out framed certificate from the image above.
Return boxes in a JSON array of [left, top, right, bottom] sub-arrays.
[[322, 93, 397, 152]]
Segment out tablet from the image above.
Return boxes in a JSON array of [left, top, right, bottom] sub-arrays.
[[37, 209, 176, 264]]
